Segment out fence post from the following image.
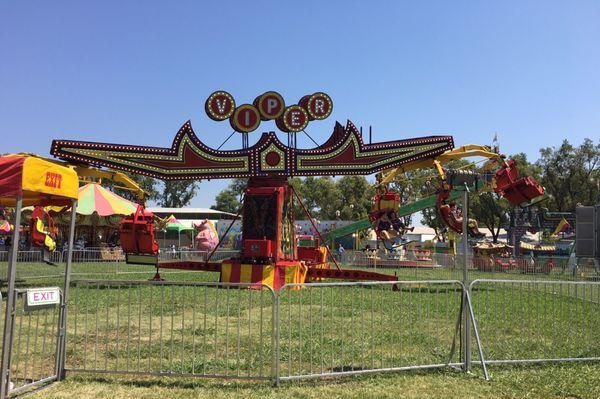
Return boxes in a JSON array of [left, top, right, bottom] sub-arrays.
[[56, 199, 77, 380], [0, 196, 22, 399], [461, 186, 471, 372]]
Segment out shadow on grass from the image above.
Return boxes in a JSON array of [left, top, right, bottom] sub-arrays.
[[65, 366, 474, 391]]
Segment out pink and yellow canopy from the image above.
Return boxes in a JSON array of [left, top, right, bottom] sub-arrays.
[[76, 183, 138, 216]]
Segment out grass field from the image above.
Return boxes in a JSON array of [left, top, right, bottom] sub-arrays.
[[1, 260, 600, 398], [27, 363, 600, 399]]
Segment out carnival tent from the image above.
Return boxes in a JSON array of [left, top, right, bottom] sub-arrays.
[[75, 183, 138, 216], [0, 154, 79, 207], [164, 214, 195, 247], [21, 183, 140, 245], [0, 154, 79, 380]]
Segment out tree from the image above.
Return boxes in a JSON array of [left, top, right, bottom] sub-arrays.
[[421, 206, 447, 241], [301, 177, 342, 219], [470, 192, 510, 243], [335, 176, 374, 220], [228, 178, 248, 201], [288, 177, 307, 219], [537, 139, 600, 211], [211, 189, 240, 214], [210, 178, 248, 214], [389, 168, 435, 227], [158, 180, 199, 207]]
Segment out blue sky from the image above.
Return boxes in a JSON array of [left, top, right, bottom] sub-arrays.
[[1, 1, 599, 208]]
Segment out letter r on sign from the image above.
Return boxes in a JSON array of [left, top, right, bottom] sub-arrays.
[[314, 99, 324, 114]]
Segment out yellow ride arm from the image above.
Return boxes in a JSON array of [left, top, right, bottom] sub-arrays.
[[74, 166, 147, 201], [377, 144, 506, 187]]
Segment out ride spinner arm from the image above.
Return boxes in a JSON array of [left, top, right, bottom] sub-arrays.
[[74, 166, 147, 201], [377, 144, 505, 187], [321, 187, 469, 246]]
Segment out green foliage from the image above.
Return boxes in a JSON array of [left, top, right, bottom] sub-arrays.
[[158, 180, 199, 208], [335, 176, 375, 220], [210, 178, 247, 214], [211, 189, 240, 214], [470, 192, 509, 243], [537, 138, 600, 211], [297, 176, 342, 220]]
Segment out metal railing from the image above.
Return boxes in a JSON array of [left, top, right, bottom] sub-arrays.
[[1, 289, 62, 396], [66, 280, 275, 380], [4, 264, 599, 389], [342, 250, 599, 282], [62, 279, 488, 384], [275, 280, 475, 381], [0, 250, 241, 281], [0, 249, 241, 265], [470, 279, 600, 365]]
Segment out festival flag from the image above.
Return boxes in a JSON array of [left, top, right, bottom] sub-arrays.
[[552, 217, 570, 236]]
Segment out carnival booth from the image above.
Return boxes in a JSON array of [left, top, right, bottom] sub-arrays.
[[0, 154, 79, 396], [471, 242, 515, 272]]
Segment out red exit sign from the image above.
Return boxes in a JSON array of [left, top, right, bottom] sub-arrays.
[[45, 172, 63, 189]]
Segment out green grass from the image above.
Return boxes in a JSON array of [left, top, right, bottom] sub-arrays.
[[32, 363, 600, 399], [1, 260, 600, 398]]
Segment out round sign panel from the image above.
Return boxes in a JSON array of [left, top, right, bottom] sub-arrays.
[[280, 105, 309, 132], [275, 116, 289, 133], [205, 91, 235, 121], [254, 91, 285, 121], [265, 151, 281, 167], [229, 104, 261, 133], [305, 92, 333, 120]]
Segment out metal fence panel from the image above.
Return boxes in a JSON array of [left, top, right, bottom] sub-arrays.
[[276, 280, 466, 381], [3, 289, 62, 396], [66, 280, 275, 380], [470, 279, 600, 364]]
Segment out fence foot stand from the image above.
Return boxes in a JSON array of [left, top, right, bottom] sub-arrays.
[[150, 269, 164, 282]]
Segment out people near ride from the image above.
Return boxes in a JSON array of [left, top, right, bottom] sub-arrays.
[[107, 230, 119, 248], [376, 212, 392, 239], [74, 235, 86, 250], [337, 244, 345, 261], [376, 210, 412, 241]]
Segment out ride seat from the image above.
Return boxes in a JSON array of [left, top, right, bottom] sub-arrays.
[[119, 206, 158, 255], [495, 160, 545, 206]]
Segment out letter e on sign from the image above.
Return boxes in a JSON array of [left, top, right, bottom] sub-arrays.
[[281, 105, 309, 132]]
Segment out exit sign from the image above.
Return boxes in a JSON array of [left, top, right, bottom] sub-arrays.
[[26, 287, 60, 309]]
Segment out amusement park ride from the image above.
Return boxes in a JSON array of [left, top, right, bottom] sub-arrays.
[[50, 90, 546, 289]]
